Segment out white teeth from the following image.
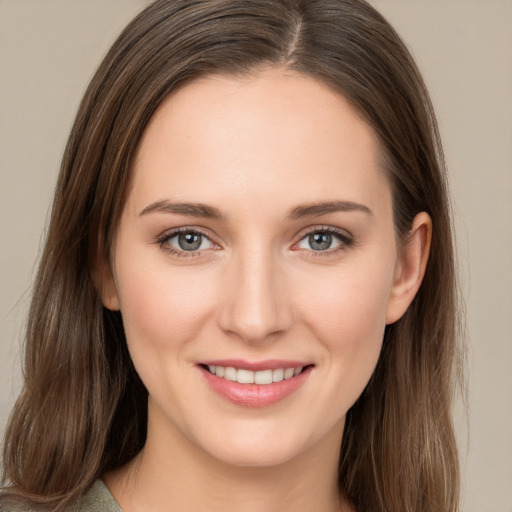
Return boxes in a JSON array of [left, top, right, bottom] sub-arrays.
[[272, 368, 284, 382], [284, 368, 295, 379], [254, 369, 273, 385], [224, 367, 237, 381], [236, 369, 255, 384], [208, 365, 305, 384]]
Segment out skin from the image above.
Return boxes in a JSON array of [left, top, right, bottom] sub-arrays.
[[101, 67, 431, 512]]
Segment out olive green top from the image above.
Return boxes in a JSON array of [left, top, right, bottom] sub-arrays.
[[0, 480, 122, 512]]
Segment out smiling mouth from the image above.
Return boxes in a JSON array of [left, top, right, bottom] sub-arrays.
[[199, 362, 314, 407], [201, 364, 312, 385]]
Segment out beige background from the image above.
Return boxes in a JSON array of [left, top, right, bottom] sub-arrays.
[[0, 1, 511, 510]]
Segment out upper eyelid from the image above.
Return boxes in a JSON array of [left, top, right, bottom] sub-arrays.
[[156, 227, 217, 251], [295, 224, 353, 241], [156, 224, 353, 250], [158, 224, 351, 237], [156, 228, 218, 257], [158, 226, 216, 242]]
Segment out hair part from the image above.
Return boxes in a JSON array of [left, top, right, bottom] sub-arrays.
[[2, 1, 464, 511]]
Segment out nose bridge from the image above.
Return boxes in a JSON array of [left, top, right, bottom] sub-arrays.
[[218, 242, 292, 343]]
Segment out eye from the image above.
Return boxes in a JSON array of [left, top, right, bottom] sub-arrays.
[[158, 228, 217, 255], [295, 227, 353, 253]]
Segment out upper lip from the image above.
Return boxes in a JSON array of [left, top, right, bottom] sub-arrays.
[[198, 359, 312, 371]]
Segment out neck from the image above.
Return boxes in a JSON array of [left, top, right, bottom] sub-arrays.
[[105, 404, 352, 512]]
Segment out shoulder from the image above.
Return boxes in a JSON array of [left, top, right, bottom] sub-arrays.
[[0, 496, 41, 512], [0, 481, 122, 512], [68, 480, 122, 512], [0, 498, 43, 512]]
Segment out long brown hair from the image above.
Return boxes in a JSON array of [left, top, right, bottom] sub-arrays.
[[1, 1, 464, 510]]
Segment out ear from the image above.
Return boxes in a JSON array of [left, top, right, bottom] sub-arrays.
[[385, 212, 432, 324], [92, 247, 120, 311]]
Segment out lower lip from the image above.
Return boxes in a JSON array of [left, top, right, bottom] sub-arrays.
[[199, 366, 313, 407]]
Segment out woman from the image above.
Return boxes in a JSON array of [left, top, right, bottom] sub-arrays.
[[0, 0, 463, 511]]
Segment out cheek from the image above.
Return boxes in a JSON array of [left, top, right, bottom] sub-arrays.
[[114, 259, 216, 355], [300, 258, 393, 340], [295, 255, 395, 396], [114, 260, 222, 415]]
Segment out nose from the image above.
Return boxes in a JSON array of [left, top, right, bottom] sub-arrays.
[[217, 247, 293, 344]]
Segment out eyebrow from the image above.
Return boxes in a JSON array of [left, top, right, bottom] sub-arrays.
[[288, 200, 374, 220], [139, 200, 226, 220], [139, 199, 373, 221]]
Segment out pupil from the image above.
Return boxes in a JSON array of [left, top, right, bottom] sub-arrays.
[[178, 232, 202, 251], [310, 232, 332, 251]]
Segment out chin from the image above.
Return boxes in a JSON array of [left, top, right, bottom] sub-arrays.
[[206, 436, 307, 468], [184, 413, 341, 470]]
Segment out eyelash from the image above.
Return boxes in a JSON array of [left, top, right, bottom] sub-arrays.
[[155, 225, 354, 258], [294, 225, 354, 257], [156, 227, 216, 258]]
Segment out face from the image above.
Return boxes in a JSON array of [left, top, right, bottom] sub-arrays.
[[102, 68, 419, 468]]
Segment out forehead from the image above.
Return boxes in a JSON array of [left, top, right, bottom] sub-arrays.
[[128, 67, 391, 219]]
